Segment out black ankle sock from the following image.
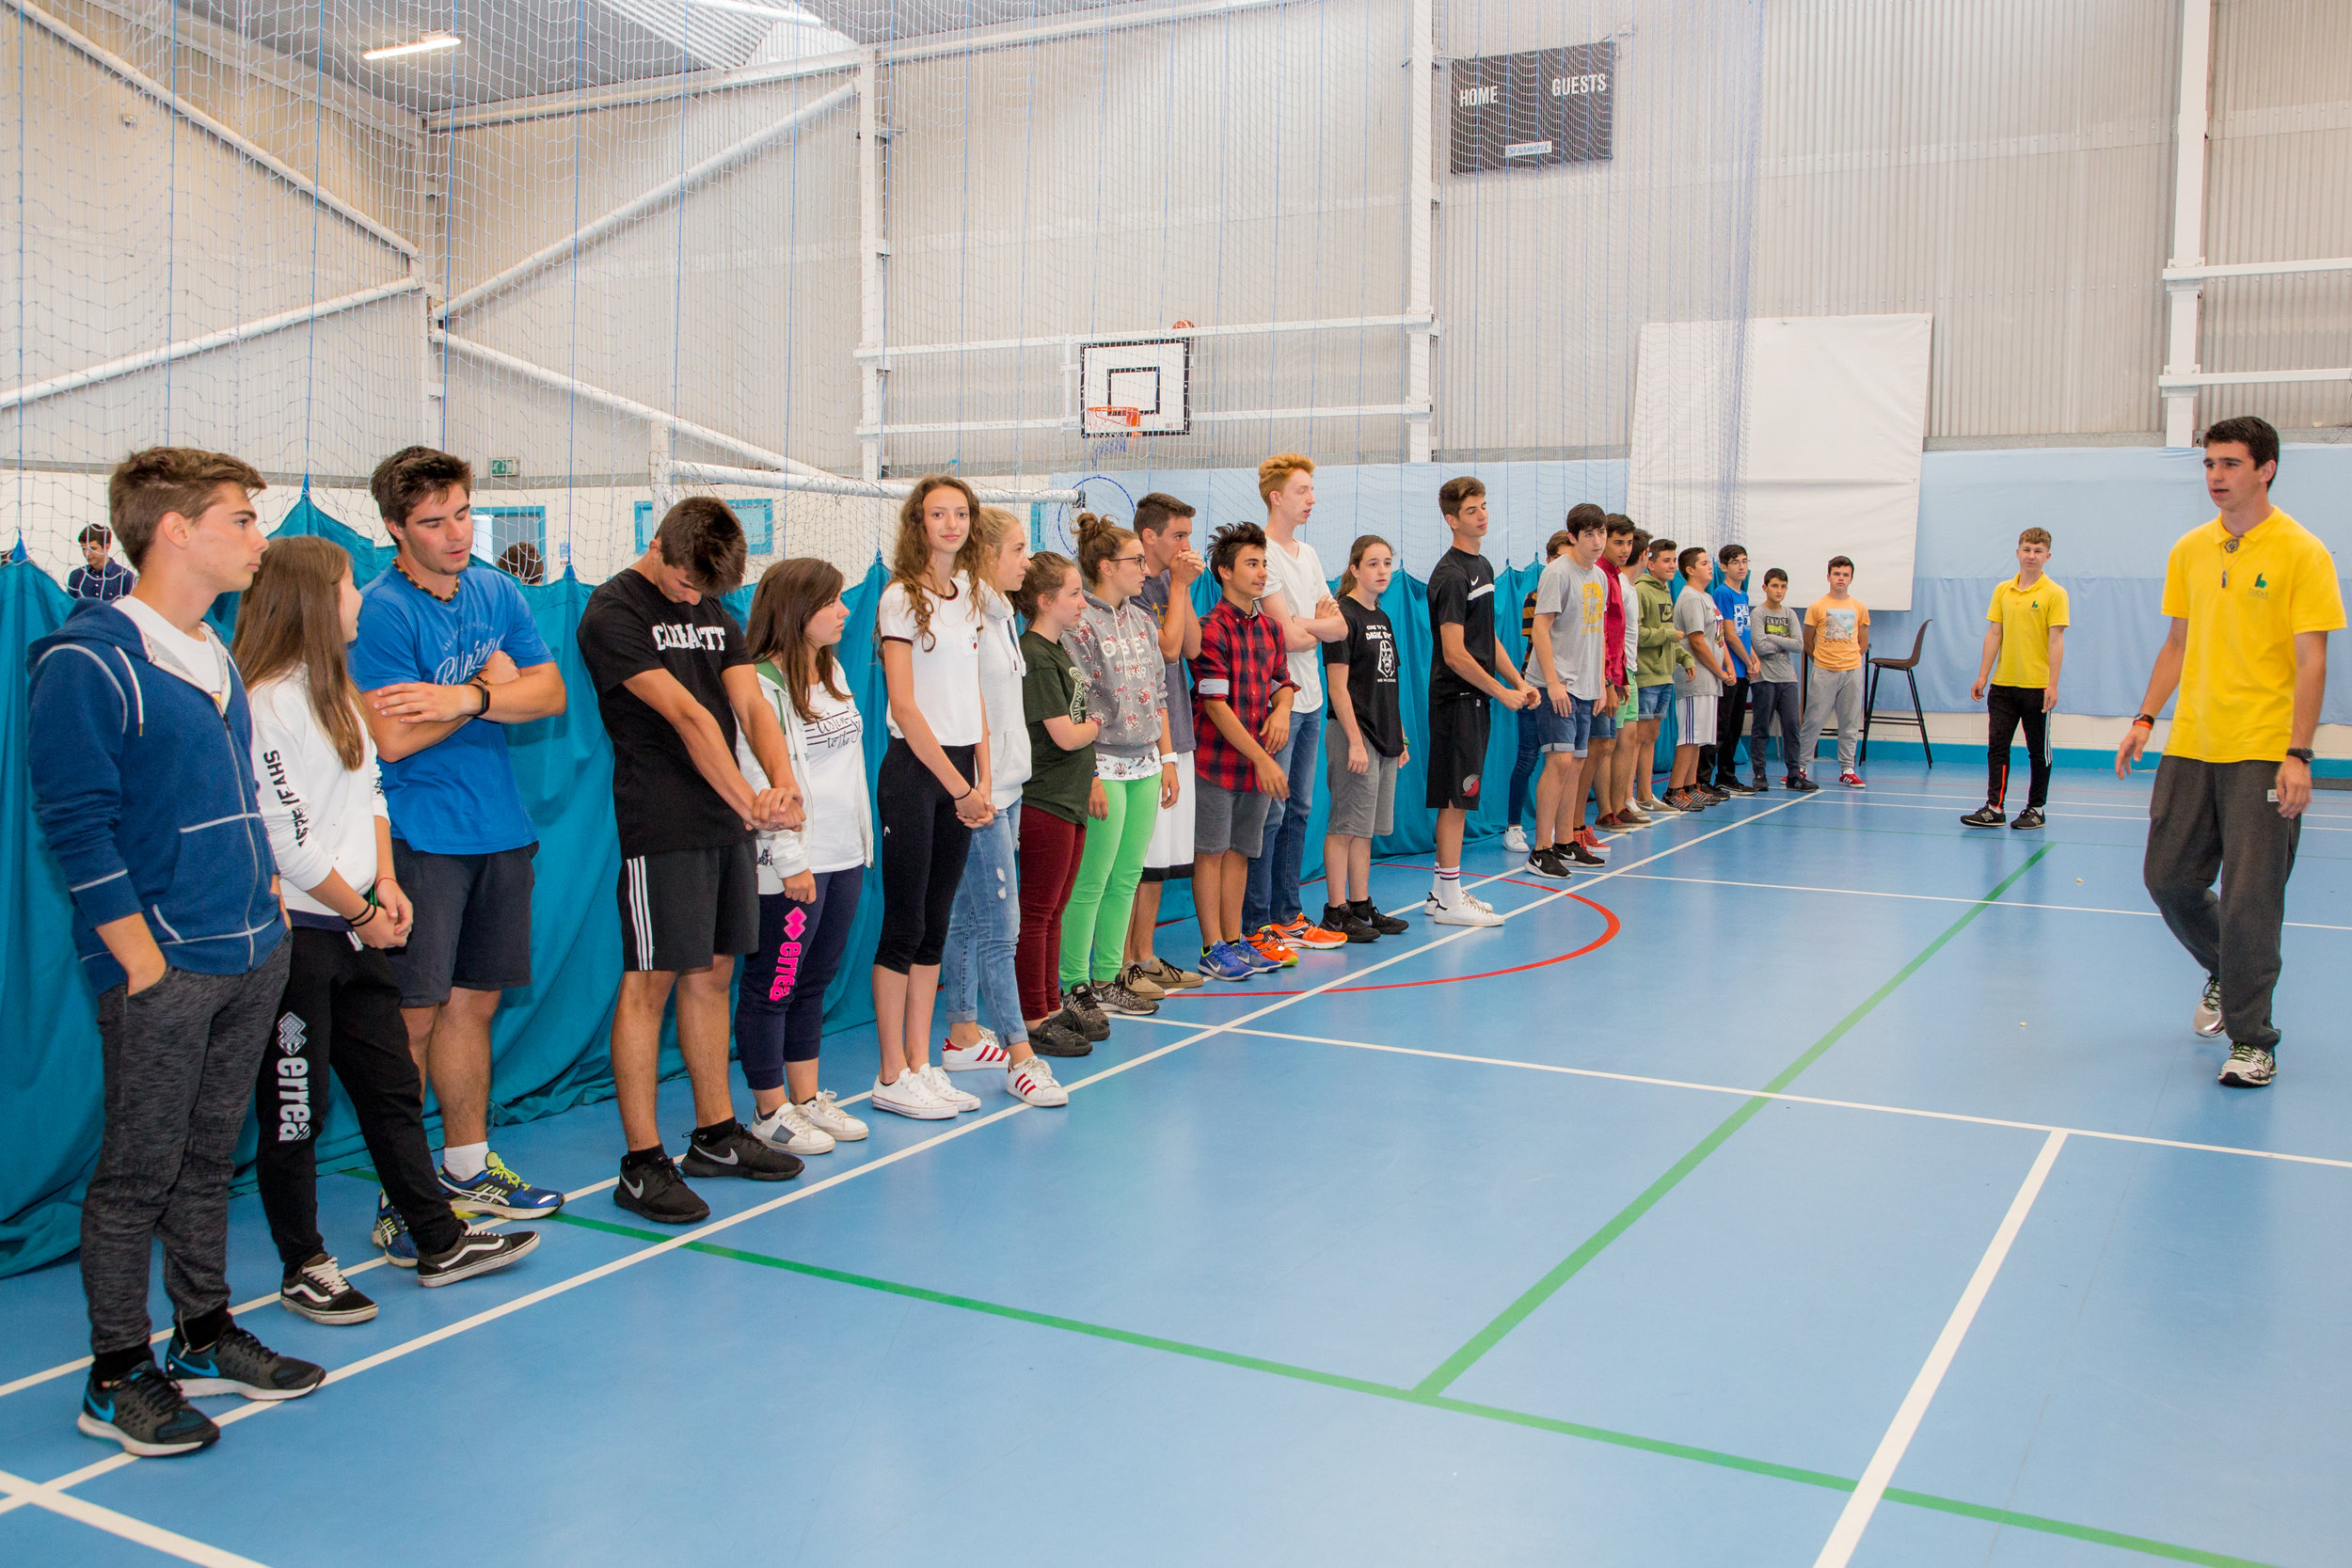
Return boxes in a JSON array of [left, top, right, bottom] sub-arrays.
[[691, 1117, 739, 1145], [621, 1145, 670, 1170], [91, 1346, 153, 1386], [175, 1306, 231, 1352]]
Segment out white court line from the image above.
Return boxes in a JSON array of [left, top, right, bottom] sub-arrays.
[[0, 1465, 268, 1564], [18, 799, 1816, 1500], [1608, 871, 2352, 932], [1811, 1130, 2068, 1568], [0, 856, 1545, 1412], [1123, 1019, 2352, 1173]]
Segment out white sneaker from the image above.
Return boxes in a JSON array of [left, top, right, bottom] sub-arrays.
[[2193, 975, 2224, 1038], [919, 1064, 983, 1113], [1007, 1056, 1069, 1107], [941, 1029, 1011, 1071], [871, 1070, 954, 1120], [799, 1089, 868, 1142], [1422, 884, 1499, 918], [1502, 825, 1530, 854], [1430, 898, 1504, 927], [750, 1100, 835, 1156], [1639, 794, 1679, 814]]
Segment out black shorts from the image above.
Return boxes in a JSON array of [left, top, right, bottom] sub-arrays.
[[618, 842, 759, 974], [388, 841, 536, 1008], [1425, 697, 1491, 811]]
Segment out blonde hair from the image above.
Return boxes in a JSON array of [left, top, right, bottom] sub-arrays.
[[1257, 451, 1314, 502]]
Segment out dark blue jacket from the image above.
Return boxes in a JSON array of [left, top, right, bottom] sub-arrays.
[[27, 601, 285, 993], [68, 561, 138, 602]]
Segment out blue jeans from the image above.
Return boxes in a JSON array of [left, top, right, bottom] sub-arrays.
[[940, 803, 1025, 1044], [1244, 704, 1322, 932], [1507, 701, 1543, 828]]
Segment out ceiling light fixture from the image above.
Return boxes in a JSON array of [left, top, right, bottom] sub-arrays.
[[362, 33, 461, 62]]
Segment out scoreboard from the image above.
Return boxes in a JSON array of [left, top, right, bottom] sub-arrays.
[[1449, 40, 1614, 174]]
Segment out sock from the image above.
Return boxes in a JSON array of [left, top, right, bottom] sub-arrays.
[[1324, 902, 1351, 926], [91, 1346, 153, 1386], [441, 1141, 489, 1181], [1433, 865, 1461, 905], [174, 1305, 231, 1352], [621, 1144, 669, 1170], [691, 1117, 739, 1145]]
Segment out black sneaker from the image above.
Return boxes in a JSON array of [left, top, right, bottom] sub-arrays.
[[1524, 847, 1572, 880], [80, 1362, 218, 1456], [1715, 779, 1757, 795], [1351, 899, 1409, 936], [2010, 806, 2045, 831], [165, 1322, 324, 1402], [279, 1252, 377, 1325], [1749, 776, 1772, 792], [1786, 774, 1820, 793], [683, 1119, 803, 1182], [417, 1227, 540, 1287], [615, 1152, 709, 1225], [1030, 1010, 1094, 1057], [1063, 986, 1112, 1040], [1961, 805, 2007, 828], [1093, 978, 1161, 1016], [1323, 905, 1378, 942], [1564, 838, 1605, 867], [1697, 784, 1730, 803]]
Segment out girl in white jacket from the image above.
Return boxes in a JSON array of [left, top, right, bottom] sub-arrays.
[[231, 538, 535, 1321], [734, 559, 876, 1154]]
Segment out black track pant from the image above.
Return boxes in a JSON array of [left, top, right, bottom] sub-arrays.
[[1985, 684, 2051, 810], [254, 927, 465, 1271]]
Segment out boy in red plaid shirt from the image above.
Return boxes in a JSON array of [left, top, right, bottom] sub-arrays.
[[1188, 523, 1296, 981]]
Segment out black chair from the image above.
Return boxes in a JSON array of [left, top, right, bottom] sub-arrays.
[[1860, 619, 1932, 768]]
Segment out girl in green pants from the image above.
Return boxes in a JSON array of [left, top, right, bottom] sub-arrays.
[[1058, 514, 1180, 1019]]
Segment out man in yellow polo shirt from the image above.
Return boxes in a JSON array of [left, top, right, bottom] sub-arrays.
[[2117, 416, 2344, 1088], [1964, 527, 2069, 831]]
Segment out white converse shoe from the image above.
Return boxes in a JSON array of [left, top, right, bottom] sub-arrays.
[[871, 1070, 954, 1120], [1007, 1056, 1069, 1107], [941, 1029, 1012, 1071], [798, 1089, 869, 1141], [750, 1100, 835, 1156], [1430, 898, 1504, 927], [919, 1064, 983, 1113], [1502, 825, 1530, 854]]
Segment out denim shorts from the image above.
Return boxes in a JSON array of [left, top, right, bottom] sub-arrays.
[[1638, 682, 1675, 719]]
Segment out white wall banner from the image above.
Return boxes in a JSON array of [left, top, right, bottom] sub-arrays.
[[1630, 313, 1932, 610]]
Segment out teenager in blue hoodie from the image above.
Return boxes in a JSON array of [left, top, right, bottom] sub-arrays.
[[27, 449, 324, 1458]]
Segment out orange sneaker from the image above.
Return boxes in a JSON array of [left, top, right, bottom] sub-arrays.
[[1285, 918, 1349, 950], [1248, 927, 1299, 968]]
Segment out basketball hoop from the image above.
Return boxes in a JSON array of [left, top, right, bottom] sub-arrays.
[[1084, 404, 1143, 456]]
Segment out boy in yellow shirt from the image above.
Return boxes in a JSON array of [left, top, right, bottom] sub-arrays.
[[1963, 528, 2069, 830], [2117, 416, 2344, 1089]]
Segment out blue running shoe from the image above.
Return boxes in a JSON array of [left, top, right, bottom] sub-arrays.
[[372, 1195, 418, 1267], [1200, 942, 1258, 982], [439, 1152, 564, 1218], [80, 1362, 217, 1456], [1237, 938, 1282, 975], [165, 1323, 322, 1402]]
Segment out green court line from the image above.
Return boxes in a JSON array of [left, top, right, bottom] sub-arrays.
[[1409, 846, 2053, 1400], [545, 1206, 2278, 1568]]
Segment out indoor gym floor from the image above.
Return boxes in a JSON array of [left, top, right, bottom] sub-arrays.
[[2, 760, 2346, 1568]]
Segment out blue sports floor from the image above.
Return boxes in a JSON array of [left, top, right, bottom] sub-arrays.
[[5, 760, 2349, 1568]]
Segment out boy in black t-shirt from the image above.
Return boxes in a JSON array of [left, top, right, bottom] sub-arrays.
[[1425, 477, 1542, 927], [1320, 535, 1411, 942], [576, 499, 804, 1224]]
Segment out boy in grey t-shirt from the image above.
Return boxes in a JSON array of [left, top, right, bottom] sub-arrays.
[[1746, 567, 1809, 789], [1667, 546, 1733, 810]]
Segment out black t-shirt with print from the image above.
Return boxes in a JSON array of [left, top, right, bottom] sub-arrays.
[[1426, 546, 1497, 704], [577, 566, 752, 856], [1324, 597, 1404, 757]]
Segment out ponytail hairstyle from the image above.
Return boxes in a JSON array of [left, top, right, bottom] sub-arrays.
[[1073, 511, 1136, 592], [1337, 532, 1391, 599], [972, 505, 1024, 610], [1013, 550, 1076, 624], [745, 557, 850, 725], [229, 535, 366, 771], [888, 473, 982, 648]]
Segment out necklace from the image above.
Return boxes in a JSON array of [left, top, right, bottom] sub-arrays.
[[395, 556, 459, 604]]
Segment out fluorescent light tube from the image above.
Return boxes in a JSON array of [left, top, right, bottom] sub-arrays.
[[363, 34, 461, 62]]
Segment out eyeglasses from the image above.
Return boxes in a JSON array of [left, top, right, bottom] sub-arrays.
[[1113, 553, 1147, 566]]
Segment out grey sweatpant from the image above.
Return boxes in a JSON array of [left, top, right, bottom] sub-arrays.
[[2144, 755, 2300, 1051], [1800, 663, 1866, 774], [83, 942, 291, 1355]]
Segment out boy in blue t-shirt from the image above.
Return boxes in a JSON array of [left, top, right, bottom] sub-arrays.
[[349, 448, 570, 1237], [1708, 544, 1758, 794]]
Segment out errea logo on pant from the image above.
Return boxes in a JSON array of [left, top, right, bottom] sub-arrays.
[[275, 1013, 311, 1143]]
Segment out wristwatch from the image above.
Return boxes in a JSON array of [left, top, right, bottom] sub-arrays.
[[2285, 747, 2314, 764]]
